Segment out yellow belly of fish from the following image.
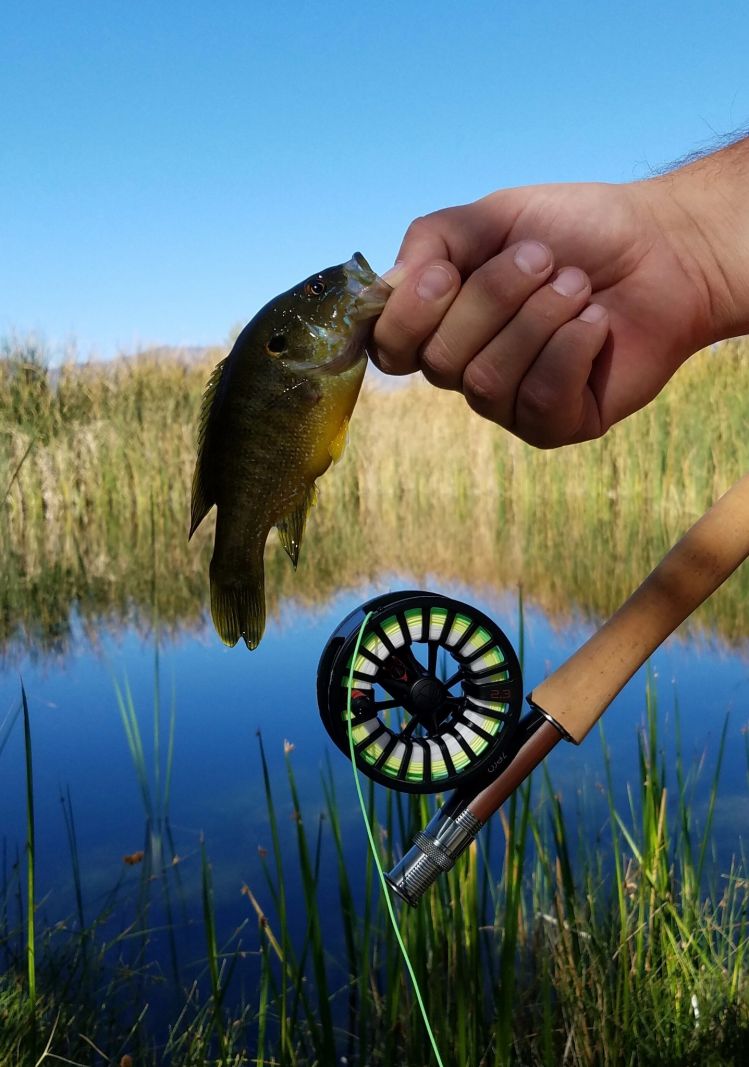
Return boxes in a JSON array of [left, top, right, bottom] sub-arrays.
[[298, 367, 364, 487]]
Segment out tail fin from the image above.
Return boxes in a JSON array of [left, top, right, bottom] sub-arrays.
[[209, 560, 266, 650]]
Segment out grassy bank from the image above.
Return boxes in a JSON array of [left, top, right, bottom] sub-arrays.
[[1, 676, 748, 1065], [2, 338, 748, 1064], [1, 336, 748, 658]]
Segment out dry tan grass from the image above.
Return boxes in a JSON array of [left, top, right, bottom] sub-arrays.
[[1, 338, 747, 654]]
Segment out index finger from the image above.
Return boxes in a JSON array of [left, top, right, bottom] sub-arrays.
[[393, 194, 522, 276]]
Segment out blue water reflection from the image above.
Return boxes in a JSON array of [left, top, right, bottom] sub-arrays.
[[1, 581, 747, 1009]]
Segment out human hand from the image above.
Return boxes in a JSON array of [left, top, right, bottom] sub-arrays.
[[373, 171, 740, 448]]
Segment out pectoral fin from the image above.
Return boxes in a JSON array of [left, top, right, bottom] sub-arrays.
[[189, 356, 229, 539], [276, 485, 318, 568], [328, 417, 350, 463]]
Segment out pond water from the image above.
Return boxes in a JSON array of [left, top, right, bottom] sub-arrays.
[[1, 568, 747, 1027]]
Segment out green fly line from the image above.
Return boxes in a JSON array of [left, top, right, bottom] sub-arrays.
[[346, 611, 445, 1067]]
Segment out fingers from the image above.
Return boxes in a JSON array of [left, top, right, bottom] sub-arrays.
[[461, 264, 593, 423], [393, 202, 513, 277], [419, 241, 554, 388], [373, 199, 612, 447], [372, 259, 461, 375], [466, 302, 611, 447], [373, 239, 553, 377], [372, 199, 521, 375]]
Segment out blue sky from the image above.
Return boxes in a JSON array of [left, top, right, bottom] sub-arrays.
[[2, 1, 748, 359]]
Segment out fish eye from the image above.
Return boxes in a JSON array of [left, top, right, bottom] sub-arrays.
[[265, 334, 287, 356], [304, 277, 326, 298]]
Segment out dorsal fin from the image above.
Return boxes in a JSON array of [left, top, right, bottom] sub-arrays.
[[189, 356, 228, 539]]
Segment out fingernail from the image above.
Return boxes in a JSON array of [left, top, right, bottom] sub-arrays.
[[416, 264, 454, 301], [552, 267, 587, 297], [381, 263, 408, 287], [514, 241, 551, 275], [579, 303, 607, 323]]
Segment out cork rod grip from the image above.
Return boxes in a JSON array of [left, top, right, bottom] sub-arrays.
[[530, 474, 749, 744]]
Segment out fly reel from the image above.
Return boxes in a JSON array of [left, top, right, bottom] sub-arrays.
[[317, 591, 523, 793]]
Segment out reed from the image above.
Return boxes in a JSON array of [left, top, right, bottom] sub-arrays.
[[222, 688, 749, 1065], [201, 840, 228, 1060], [1, 336, 748, 660], [19, 685, 35, 1062], [1, 675, 748, 1064]]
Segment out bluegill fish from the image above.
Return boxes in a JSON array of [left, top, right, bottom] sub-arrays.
[[190, 253, 390, 649]]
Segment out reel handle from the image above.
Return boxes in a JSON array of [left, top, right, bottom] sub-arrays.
[[531, 473, 749, 744]]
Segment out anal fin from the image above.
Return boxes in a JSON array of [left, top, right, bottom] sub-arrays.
[[276, 485, 317, 568]]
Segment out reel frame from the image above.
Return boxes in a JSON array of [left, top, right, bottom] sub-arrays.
[[317, 591, 523, 795]]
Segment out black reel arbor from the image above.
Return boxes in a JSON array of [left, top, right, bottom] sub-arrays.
[[317, 591, 523, 794]]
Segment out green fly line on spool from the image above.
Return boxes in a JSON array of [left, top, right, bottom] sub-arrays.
[[345, 610, 445, 1067], [319, 591, 523, 794]]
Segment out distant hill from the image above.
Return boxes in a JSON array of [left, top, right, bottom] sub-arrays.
[[115, 343, 223, 368]]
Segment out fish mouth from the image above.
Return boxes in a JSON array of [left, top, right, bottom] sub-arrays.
[[353, 278, 392, 320], [345, 252, 393, 322]]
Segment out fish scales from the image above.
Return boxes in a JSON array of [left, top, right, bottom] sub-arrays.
[[190, 253, 390, 649]]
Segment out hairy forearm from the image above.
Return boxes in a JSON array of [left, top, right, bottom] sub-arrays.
[[644, 136, 749, 344]]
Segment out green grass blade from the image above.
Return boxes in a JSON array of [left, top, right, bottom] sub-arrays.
[[256, 731, 293, 1065], [59, 786, 87, 971], [200, 838, 227, 1062], [284, 750, 335, 1063], [20, 683, 36, 1050], [696, 714, 728, 886]]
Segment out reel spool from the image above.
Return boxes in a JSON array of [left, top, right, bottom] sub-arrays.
[[317, 591, 523, 794]]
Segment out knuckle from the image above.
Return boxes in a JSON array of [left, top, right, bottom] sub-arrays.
[[522, 284, 587, 337], [372, 325, 420, 377], [375, 305, 424, 350], [428, 205, 463, 230], [472, 260, 510, 303], [403, 215, 434, 244], [514, 377, 583, 449], [516, 376, 559, 423], [371, 348, 413, 377], [521, 300, 563, 336], [419, 333, 460, 384], [403, 207, 462, 251], [462, 363, 502, 414]]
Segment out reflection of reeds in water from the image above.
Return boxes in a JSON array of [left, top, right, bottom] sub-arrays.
[[1, 337, 748, 657]]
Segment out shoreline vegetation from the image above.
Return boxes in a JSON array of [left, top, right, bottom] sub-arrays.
[[2, 674, 749, 1065], [1, 334, 749, 1063], [1, 335, 748, 659]]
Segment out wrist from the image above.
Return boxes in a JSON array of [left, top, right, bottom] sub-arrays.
[[643, 140, 749, 343]]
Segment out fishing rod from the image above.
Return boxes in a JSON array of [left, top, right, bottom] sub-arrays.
[[317, 473, 749, 906]]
